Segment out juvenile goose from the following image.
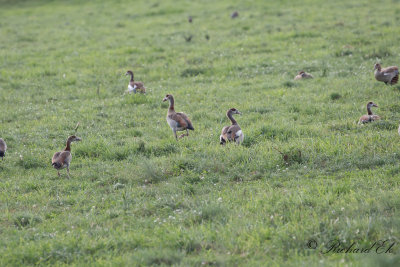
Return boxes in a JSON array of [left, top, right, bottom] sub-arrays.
[[125, 70, 146, 94], [52, 135, 81, 178], [294, 71, 313, 80], [374, 63, 399, 85], [0, 138, 7, 160], [220, 108, 244, 145], [358, 101, 380, 124], [163, 94, 194, 140]]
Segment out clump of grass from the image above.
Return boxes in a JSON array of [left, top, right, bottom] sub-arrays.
[[132, 249, 183, 266], [17, 154, 47, 169], [139, 160, 164, 184], [14, 214, 42, 228], [260, 125, 293, 141], [363, 47, 393, 59], [180, 68, 205, 77], [330, 92, 342, 100], [191, 205, 226, 224], [273, 146, 303, 165], [372, 121, 397, 130], [283, 81, 296, 88]]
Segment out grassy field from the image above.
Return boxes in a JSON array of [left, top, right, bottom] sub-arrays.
[[1, 0, 400, 265]]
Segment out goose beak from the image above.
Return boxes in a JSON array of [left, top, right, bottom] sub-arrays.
[[373, 104, 378, 107], [125, 72, 129, 76], [162, 97, 168, 102], [76, 137, 82, 141], [237, 111, 242, 115]]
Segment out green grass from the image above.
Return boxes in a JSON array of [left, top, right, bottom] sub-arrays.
[[1, 0, 400, 266]]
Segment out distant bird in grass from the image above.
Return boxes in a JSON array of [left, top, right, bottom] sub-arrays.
[[184, 35, 193, 42], [205, 34, 210, 40], [52, 135, 81, 178], [231, 11, 239, 19], [374, 63, 399, 85], [294, 71, 313, 80], [188, 16, 193, 23], [163, 94, 194, 140], [125, 70, 146, 94], [358, 102, 380, 124], [0, 138, 7, 160], [220, 108, 244, 145]]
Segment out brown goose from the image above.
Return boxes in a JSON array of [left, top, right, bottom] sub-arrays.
[[220, 108, 244, 145], [163, 94, 194, 140], [374, 63, 399, 85], [294, 71, 313, 80], [0, 138, 7, 160], [358, 102, 380, 124], [125, 70, 146, 93], [52, 135, 81, 178]]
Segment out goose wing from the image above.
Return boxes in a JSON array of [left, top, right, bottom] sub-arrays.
[[52, 151, 71, 167], [227, 125, 242, 141], [381, 66, 399, 74], [176, 112, 194, 130]]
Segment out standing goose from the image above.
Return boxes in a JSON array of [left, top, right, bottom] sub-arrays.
[[374, 63, 399, 85], [163, 94, 194, 140], [125, 70, 146, 94], [358, 102, 380, 124], [220, 108, 244, 145], [294, 71, 313, 80], [0, 138, 7, 160], [52, 135, 81, 178]]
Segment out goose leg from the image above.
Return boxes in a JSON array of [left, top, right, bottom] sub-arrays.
[[67, 166, 70, 179], [58, 171, 60, 177], [173, 129, 178, 140], [179, 129, 189, 139]]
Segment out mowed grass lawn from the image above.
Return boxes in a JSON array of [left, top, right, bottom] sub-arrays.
[[1, 0, 400, 266]]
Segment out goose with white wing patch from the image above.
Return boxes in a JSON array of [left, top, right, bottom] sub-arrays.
[[125, 70, 146, 94], [374, 63, 399, 85], [220, 108, 244, 145]]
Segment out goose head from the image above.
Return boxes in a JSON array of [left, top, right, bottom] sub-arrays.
[[68, 135, 82, 143], [163, 94, 173, 102], [125, 70, 133, 76], [367, 101, 378, 109], [229, 108, 242, 115], [374, 63, 381, 71]]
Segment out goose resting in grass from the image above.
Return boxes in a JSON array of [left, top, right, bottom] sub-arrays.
[[0, 138, 7, 160], [163, 94, 194, 140], [125, 70, 146, 94], [220, 108, 244, 145], [374, 63, 399, 85], [52, 135, 81, 178], [294, 71, 313, 80], [358, 101, 380, 124]]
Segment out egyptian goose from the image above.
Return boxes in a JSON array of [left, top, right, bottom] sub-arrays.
[[374, 63, 399, 85], [163, 94, 194, 140], [358, 102, 380, 124], [188, 16, 193, 23], [125, 70, 146, 94], [52, 135, 81, 178], [220, 108, 244, 145], [294, 71, 313, 80], [0, 138, 7, 160], [231, 11, 239, 19]]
